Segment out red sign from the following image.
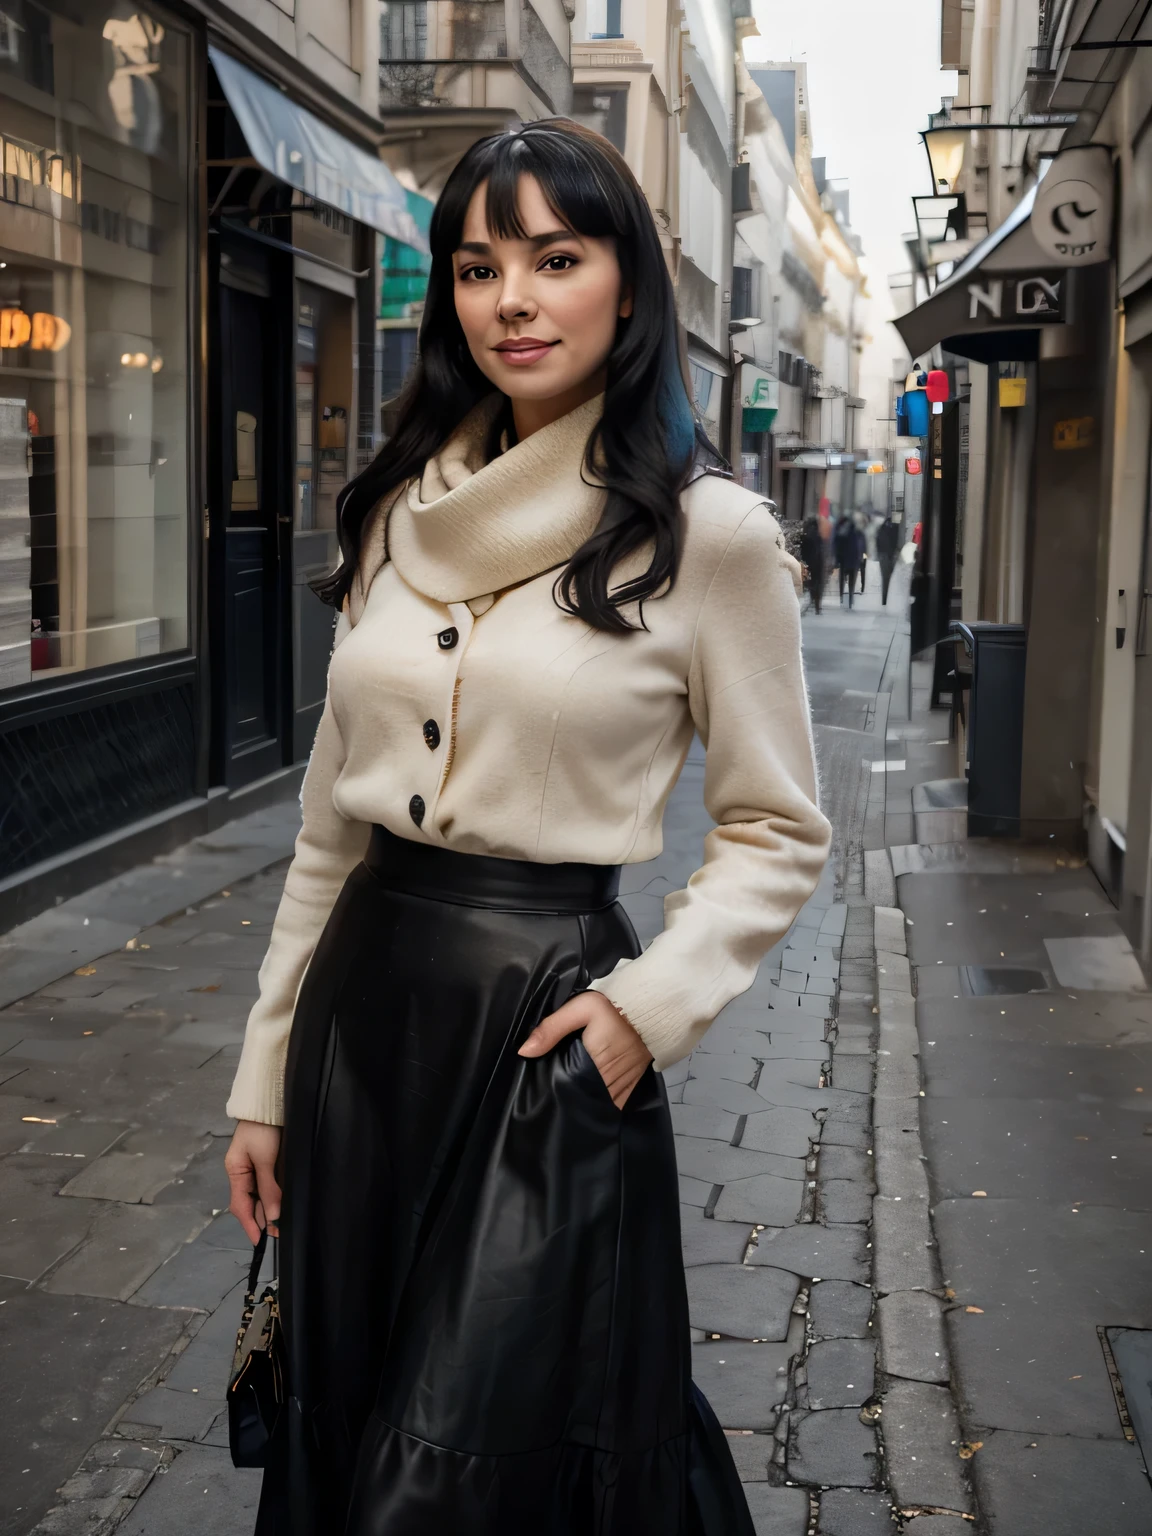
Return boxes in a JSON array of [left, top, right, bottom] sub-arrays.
[[905, 456, 922, 476]]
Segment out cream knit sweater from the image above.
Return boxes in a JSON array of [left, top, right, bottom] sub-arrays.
[[227, 396, 830, 1125]]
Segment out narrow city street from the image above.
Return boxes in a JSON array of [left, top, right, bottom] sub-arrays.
[[4, 564, 1152, 1535], [0, 570, 879, 1535]]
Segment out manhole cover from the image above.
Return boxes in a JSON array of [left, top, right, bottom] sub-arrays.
[[1101, 1327, 1152, 1471], [962, 966, 1050, 996]]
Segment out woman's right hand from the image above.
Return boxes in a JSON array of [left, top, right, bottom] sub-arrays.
[[225, 1120, 283, 1245]]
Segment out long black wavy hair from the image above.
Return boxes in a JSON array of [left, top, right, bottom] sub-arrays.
[[313, 118, 714, 632]]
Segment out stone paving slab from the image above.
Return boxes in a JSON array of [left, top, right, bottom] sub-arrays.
[[789, 1408, 878, 1487], [691, 1341, 792, 1429], [0, 1158, 101, 1282], [819, 1179, 873, 1224], [816, 1487, 894, 1535], [132, 1237, 251, 1312], [114, 1444, 260, 1536], [804, 1338, 875, 1409], [877, 1290, 947, 1383], [968, 1429, 1152, 1536], [670, 1104, 740, 1141], [725, 1431, 773, 1480], [748, 1224, 871, 1283], [740, 1107, 821, 1157], [0, 1291, 187, 1533], [163, 1280, 247, 1397], [675, 1139, 803, 1185], [686, 1053, 759, 1086], [809, 1280, 873, 1339], [43, 1203, 211, 1301], [124, 1384, 221, 1443], [678, 1174, 713, 1207], [880, 1379, 970, 1512], [935, 1198, 1152, 1438], [742, 1483, 810, 1536], [686, 1263, 799, 1340], [713, 1173, 806, 1226]]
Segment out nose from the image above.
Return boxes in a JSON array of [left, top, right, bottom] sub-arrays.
[[496, 270, 538, 324]]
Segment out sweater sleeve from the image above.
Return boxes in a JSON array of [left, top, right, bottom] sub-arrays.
[[589, 506, 831, 1070], [226, 654, 372, 1125]]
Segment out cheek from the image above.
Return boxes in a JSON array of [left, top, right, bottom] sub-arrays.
[[454, 284, 491, 344], [552, 271, 621, 348]]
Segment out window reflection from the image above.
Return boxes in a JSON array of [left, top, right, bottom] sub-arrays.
[[0, 1, 190, 688]]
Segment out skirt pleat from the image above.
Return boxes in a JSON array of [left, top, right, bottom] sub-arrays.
[[254, 848, 754, 1536]]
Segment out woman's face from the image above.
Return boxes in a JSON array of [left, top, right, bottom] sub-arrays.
[[452, 173, 632, 429]]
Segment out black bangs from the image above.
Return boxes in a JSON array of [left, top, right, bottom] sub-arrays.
[[312, 118, 717, 632], [429, 124, 633, 261]]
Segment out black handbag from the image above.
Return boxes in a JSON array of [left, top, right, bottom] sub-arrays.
[[227, 1228, 285, 1468]]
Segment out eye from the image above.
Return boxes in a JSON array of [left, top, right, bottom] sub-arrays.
[[540, 253, 577, 272], [458, 264, 497, 282]]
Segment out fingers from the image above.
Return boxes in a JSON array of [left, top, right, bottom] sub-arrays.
[[254, 1159, 283, 1238], [226, 1155, 264, 1246], [518, 994, 594, 1056], [225, 1124, 283, 1245]]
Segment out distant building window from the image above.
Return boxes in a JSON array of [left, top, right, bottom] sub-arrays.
[[731, 265, 758, 325], [571, 85, 628, 154]]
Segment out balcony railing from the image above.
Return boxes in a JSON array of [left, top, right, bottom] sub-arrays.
[[379, 0, 509, 108], [379, 0, 507, 63]]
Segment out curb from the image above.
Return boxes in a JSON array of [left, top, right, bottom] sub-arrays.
[[870, 901, 976, 1527]]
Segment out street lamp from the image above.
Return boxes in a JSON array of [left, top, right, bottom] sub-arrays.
[[923, 127, 968, 193]]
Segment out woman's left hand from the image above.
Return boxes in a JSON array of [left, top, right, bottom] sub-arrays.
[[519, 991, 653, 1109]]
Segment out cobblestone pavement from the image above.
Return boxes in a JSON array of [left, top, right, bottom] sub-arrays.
[[0, 575, 921, 1536]]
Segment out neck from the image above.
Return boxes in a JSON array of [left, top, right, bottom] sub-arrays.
[[510, 369, 607, 442]]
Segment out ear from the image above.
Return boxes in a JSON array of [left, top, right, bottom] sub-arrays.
[[618, 287, 634, 320]]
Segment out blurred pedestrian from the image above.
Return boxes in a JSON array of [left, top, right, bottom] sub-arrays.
[[800, 514, 825, 614], [855, 511, 869, 594], [834, 515, 864, 608], [876, 513, 901, 605]]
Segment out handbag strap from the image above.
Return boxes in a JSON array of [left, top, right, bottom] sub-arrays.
[[246, 1228, 268, 1300]]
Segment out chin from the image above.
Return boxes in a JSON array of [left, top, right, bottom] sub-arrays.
[[496, 370, 578, 400]]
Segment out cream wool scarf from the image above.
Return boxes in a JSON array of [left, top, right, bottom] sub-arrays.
[[347, 393, 610, 623]]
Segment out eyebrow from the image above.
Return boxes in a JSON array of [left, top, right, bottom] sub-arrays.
[[457, 229, 579, 255]]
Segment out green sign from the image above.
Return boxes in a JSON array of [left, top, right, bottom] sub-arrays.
[[743, 407, 777, 433], [381, 188, 435, 319]]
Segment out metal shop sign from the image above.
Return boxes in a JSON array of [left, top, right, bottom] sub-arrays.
[[965, 272, 1064, 326]]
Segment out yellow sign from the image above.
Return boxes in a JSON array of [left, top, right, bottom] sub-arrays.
[[999, 377, 1027, 408], [1054, 416, 1094, 450]]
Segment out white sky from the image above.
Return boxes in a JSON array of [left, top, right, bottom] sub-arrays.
[[746, 0, 958, 453]]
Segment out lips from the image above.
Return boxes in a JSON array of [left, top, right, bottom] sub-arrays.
[[492, 338, 559, 366]]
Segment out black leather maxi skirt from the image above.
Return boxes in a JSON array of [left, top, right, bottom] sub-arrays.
[[255, 827, 755, 1536]]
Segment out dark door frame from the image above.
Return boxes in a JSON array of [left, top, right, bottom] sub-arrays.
[[206, 228, 295, 788]]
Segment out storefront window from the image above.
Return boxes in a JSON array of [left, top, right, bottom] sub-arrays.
[[0, 2, 191, 690]]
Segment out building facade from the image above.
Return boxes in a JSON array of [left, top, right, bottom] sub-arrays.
[[732, 58, 867, 511], [0, 0, 567, 919], [890, 0, 1152, 974], [2, 0, 821, 921]]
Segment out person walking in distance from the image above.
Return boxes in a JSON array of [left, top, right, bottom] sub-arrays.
[[800, 513, 825, 614], [223, 120, 830, 1536], [834, 514, 864, 608], [876, 512, 901, 605], [855, 512, 869, 595]]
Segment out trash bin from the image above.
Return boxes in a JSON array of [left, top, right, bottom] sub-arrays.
[[949, 621, 1026, 837]]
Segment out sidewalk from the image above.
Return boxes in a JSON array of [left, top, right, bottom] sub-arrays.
[[876, 653, 1152, 1535], [0, 567, 964, 1536]]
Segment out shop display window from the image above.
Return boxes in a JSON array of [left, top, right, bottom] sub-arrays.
[[0, 1, 191, 689]]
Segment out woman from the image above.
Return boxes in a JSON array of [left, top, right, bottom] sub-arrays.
[[225, 120, 829, 1535]]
